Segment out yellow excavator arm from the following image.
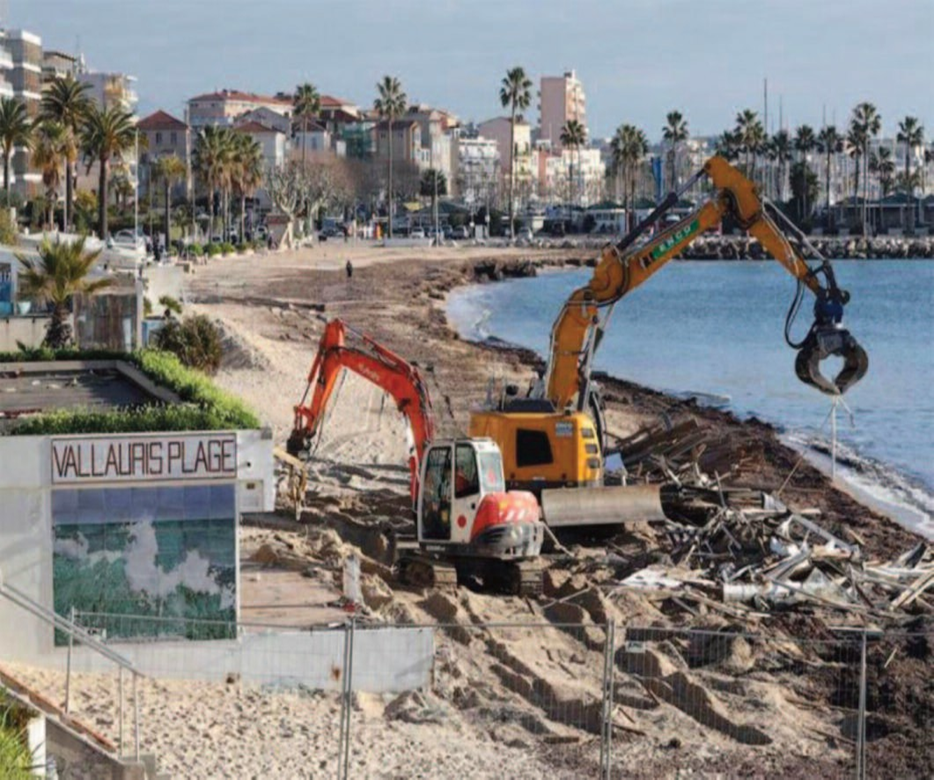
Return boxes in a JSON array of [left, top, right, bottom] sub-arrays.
[[544, 156, 868, 411]]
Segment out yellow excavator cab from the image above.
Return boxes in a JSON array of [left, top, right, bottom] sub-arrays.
[[468, 409, 602, 493]]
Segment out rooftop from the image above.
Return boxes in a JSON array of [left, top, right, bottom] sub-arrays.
[[138, 109, 188, 131], [189, 89, 292, 106], [236, 120, 282, 134], [0, 360, 173, 425]]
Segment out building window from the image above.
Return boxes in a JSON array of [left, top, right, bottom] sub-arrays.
[[515, 429, 553, 468], [155, 132, 162, 144], [170, 132, 177, 145]]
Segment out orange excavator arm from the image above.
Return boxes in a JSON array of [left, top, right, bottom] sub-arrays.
[[287, 319, 436, 499], [543, 156, 868, 411]]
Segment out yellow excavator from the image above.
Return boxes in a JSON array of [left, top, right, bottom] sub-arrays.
[[469, 156, 869, 493]]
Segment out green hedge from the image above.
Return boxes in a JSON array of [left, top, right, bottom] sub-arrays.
[[1, 347, 260, 435]]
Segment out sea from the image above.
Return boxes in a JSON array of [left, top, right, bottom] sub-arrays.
[[447, 259, 934, 539]]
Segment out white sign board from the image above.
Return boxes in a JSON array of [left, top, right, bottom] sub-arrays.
[[51, 433, 238, 485]]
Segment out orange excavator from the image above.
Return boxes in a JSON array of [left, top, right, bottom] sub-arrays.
[[287, 318, 545, 594]]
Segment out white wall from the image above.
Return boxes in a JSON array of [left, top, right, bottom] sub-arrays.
[[0, 429, 274, 661]]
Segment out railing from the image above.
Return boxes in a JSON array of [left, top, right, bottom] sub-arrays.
[[0, 570, 143, 761]]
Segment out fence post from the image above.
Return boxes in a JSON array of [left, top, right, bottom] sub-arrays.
[[133, 671, 140, 763], [118, 666, 124, 756], [856, 630, 867, 780], [65, 605, 75, 714], [337, 618, 356, 780], [601, 618, 616, 780]]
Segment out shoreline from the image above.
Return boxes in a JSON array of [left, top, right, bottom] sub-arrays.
[[440, 256, 928, 554]]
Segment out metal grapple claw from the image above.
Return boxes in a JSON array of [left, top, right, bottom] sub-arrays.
[[794, 326, 869, 396]]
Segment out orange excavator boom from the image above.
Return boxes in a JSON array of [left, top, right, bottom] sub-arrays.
[[287, 318, 435, 500]]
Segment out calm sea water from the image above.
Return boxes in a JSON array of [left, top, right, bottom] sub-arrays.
[[448, 260, 934, 535]]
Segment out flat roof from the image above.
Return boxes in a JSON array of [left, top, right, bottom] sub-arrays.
[[0, 360, 178, 425]]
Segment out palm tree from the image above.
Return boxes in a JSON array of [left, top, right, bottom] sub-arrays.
[[794, 125, 816, 220], [897, 116, 923, 226], [851, 102, 881, 234], [152, 154, 186, 251], [230, 134, 263, 241], [614, 124, 648, 231], [560, 119, 586, 208], [32, 120, 68, 228], [661, 111, 688, 191], [374, 75, 407, 238], [735, 109, 765, 179], [0, 96, 32, 200], [40, 76, 92, 230], [16, 236, 111, 348], [769, 129, 792, 200], [816, 125, 842, 216], [869, 146, 895, 197], [846, 124, 864, 202], [293, 83, 321, 167], [80, 104, 136, 239], [499, 67, 532, 238], [715, 128, 743, 162], [192, 125, 234, 240]]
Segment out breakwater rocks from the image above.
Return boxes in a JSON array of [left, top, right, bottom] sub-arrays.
[[678, 235, 934, 260]]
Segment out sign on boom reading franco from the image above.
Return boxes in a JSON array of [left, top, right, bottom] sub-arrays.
[[51, 433, 238, 485]]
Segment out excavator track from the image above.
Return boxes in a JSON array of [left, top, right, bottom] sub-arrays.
[[510, 560, 544, 597], [478, 558, 543, 597], [398, 553, 458, 590]]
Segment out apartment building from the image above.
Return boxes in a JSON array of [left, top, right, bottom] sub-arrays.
[[188, 89, 292, 129], [80, 70, 139, 115], [41, 49, 78, 83], [137, 110, 191, 198], [374, 120, 423, 167], [457, 136, 500, 205], [476, 117, 532, 181], [538, 70, 587, 151], [1, 29, 42, 194]]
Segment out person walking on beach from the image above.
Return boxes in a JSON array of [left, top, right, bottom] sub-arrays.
[[345, 259, 353, 280]]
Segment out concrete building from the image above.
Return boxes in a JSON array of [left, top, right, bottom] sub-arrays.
[[538, 70, 587, 151], [188, 89, 292, 129], [79, 70, 139, 115], [457, 136, 500, 206], [137, 110, 191, 198], [374, 119, 423, 167], [477, 117, 532, 182], [235, 121, 288, 171], [41, 49, 78, 84], [404, 105, 458, 182], [0, 29, 42, 194]]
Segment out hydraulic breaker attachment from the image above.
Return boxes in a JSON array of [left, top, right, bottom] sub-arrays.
[[795, 325, 869, 396]]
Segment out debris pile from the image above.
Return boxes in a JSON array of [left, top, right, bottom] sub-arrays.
[[606, 416, 933, 624]]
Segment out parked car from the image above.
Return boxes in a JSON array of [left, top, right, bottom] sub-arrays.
[[410, 227, 426, 239], [518, 227, 533, 241], [451, 226, 470, 240]]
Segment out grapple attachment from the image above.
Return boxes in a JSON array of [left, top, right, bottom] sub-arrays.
[[794, 325, 869, 396]]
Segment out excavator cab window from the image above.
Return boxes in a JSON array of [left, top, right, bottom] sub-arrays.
[[454, 444, 480, 498], [422, 446, 452, 540], [516, 429, 554, 468]]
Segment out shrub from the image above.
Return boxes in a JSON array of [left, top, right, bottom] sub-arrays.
[[236, 242, 249, 254], [205, 243, 221, 257], [143, 297, 153, 317], [0, 697, 35, 777], [219, 242, 235, 255], [152, 314, 223, 374], [1, 346, 260, 434], [158, 295, 183, 316], [188, 242, 204, 256], [252, 238, 265, 251]]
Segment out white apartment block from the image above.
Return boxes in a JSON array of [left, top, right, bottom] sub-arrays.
[[457, 136, 500, 205], [477, 117, 532, 181], [80, 70, 139, 115], [538, 70, 587, 151]]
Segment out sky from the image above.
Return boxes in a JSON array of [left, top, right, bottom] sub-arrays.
[[10, 0, 933, 142]]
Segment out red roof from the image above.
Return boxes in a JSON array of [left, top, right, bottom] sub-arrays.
[[235, 121, 282, 134], [138, 110, 187, 131], [189, 89, 291, 106], [320, 94, 354, 108]]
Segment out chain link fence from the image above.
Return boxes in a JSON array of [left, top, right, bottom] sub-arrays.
[[25, 611, 928, 778]]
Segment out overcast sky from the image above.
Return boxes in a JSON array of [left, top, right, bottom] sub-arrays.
[[10, 0, 933, 141]]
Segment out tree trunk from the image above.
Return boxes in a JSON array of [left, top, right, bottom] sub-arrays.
[[3, 150, 8, 200], [207, 183, 215, 242], [240, 192, 246, 242], [387, 118, 394, 238], [64, 160, 73, 232], [508, 106, 516, 239], [98, 157, 108, 239], [45, 302, 72, 349], [164, 176, 171, 252]]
